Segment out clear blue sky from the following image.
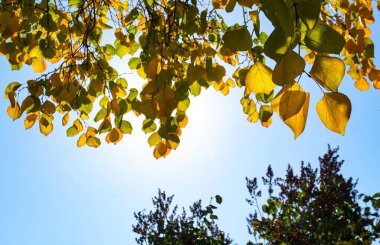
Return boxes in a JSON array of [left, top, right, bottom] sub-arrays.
[[1, 10, 380, 245]]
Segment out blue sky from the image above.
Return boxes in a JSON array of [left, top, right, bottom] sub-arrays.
[[1, 9, 380, 245]]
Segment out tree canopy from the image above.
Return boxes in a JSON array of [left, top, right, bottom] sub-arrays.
[[1, 0, 379, 157], [246, 146, 380, 244]]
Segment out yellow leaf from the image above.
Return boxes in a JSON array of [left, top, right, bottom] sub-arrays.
[[86, 136, 101, 147], [261, 117, 272, 128], [178, 116, 188, 128], [39, 116, 53, 136], [247, 112, 259, 123], [284, 93, 310, 139], [273, 51, 305, 86], [144, 57, 160, 79], [73, 119, 83, 132], [246, 63, 276, 94], [271, 82, 307, 121], [77, 133, 87, 147], [106, 128, 123, 144], [310, 55, 345, 92], [32, 59, 46, 73], [148, 132, 162, 147], [354, 77, 370, 91], [62, 112, 70, 126], [7, 102, 21, 121], [153, 141, 168, 159], [24, 112, 40, 129], [316, 92, 351, 135]]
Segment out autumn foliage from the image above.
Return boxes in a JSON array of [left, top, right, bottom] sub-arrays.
[[1, 0, 379, 157]]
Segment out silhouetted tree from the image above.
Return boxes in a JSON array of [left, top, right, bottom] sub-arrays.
[[246, 146, 380, 245], [133, 189, 232, 244]]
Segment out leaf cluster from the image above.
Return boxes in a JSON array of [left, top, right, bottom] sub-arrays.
[[1, 0, 380, 157]]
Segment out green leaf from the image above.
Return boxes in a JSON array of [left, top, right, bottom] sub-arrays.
[[264, 27, 299, 61], [127, 88, 138, 103], [128, 57, 141, 69], [305, 24, 346, 54], [222, 25, 253, 51], [142, 118, 157, 134], [215, 195, 223, 204], [310, 55, 345, 92], [67, 126, 79, 137], [148, 132, 162, 147], [273, 51, 305, 86], [68, 0, 81, 7], [272, 0, 294, 36], [296, 0, 322, 29], [119, 120, 133, 134]]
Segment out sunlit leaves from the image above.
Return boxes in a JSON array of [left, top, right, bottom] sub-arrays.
[[7, 102, 21, 121], [246, 63, 276, 94], [316, 93, 351, 135], [32, 59, 46, 73], [305, 24, 346, 54], [310, 55, 345, 92], [271, 82, 310, 138], [0, 0, 377, 156]]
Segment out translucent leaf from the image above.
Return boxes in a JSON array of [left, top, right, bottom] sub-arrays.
[[148, 132, 162, 147], [119, 120, 133, 134], [77, 134, 87, 147], [354, 77, 370, 91], [128, 57, 141, 69], [271, 82, 307, 121], [24, 112, 40, 129], [310, 55, 345, 92], [39, 116, 53, 136], [86, 137, 101, 148], [153, 141, 169, 159], [273, 51, 305, 86], [106, 128, 123, 144], [264, 28, 299, 61], [246, 63, 276, 94], [305, 24, 346, 54], [32, 59, 46, 73], [316, 92, 351, 135], [62, 112, 70, 126], [259, 105, 273, 123], [7, 102, 21, 121], [4, 82, 21, 98], [67, 126, 79, 137]]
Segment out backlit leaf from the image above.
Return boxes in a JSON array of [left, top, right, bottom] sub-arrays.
[[24, 112, 40, 129], [354, 77, 370, 91], [7, 102, 21, 120], [39, 116, 53, 136], [62, 112, 70, 126], [305, 24, 346, 54], [32, 59, 46, 73], [283, 93, 310, 139], [273, 51, 305, 86], [148, 132, 162, 147], [271, 82, 307, 121], [106, 128, 123, 144], [316, 92, 351, 135], [310, 55, 345, 92], [246, 63, 276, 94]]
